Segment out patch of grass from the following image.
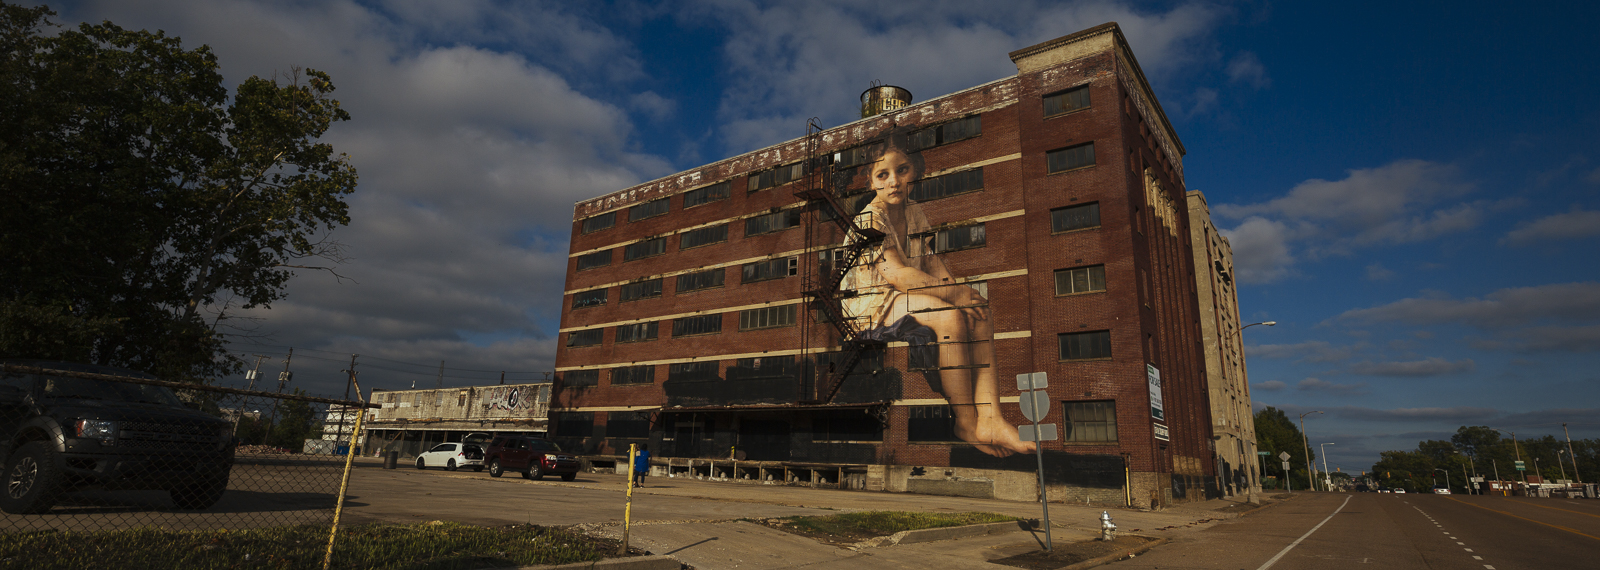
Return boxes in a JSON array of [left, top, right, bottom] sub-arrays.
[[0, 522, 623, 569], [770, 511, 1020, 541]]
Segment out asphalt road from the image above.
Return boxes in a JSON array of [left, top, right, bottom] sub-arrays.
[[1112, 492, 1600, 570]]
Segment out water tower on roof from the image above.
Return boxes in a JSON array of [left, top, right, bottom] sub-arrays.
[[860, 82, 912, 118]]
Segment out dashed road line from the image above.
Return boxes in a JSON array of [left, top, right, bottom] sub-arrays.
[[1415, 504, 1496, 570], [1444, 496, 1600, 540]]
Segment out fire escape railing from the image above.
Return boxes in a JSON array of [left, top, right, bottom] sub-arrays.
[[796, 120, 886, 404]]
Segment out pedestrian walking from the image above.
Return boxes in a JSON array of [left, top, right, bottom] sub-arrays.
[[633, 444, 650, 488]]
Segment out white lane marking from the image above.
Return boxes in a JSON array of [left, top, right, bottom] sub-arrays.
[[1457, 542, 1466, 545], [1464, 548, 1473, 552], [1256, 495, 1353, 570], [1473, 556, 1482, 560], [1485, 566, 1495, 569]]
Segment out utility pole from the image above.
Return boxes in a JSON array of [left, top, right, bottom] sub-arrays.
[[1564, 423, 1582, 484], [268, 348, 295, 432], [436, 360, 444, 389], [338, 354, 359, 454], [245, 355, 268, 390], [1299, 410, 1322, 491]]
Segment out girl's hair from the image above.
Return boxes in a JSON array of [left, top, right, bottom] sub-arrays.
[[639, 444, 648, 451], [863, 127, 926, 181]]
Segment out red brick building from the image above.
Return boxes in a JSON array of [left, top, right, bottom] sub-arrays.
[[553, 23, 1217, 507]]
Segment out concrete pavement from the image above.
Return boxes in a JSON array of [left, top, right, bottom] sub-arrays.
[[340, 458, 1275, 569]]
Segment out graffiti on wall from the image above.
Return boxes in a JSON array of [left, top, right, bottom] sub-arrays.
[[483, 385, 546, 413]]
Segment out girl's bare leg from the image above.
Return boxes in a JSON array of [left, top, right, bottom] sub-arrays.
[[963, 312, 1035, 455]]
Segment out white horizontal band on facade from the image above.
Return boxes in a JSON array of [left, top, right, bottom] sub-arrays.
[[560, 266, 1031, 332], [551, 405, 664, 413], [569, 201, 809, 258], [554, 330, 1033, 372], [568, 156, 1026, 259], [993, 330, 1032, 339], [891, 396, 1021, 406]]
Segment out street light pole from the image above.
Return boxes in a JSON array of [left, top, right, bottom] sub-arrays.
[[1320, 442, 1335, 490], [1223, 321, 1275, 503], [1299, 410, 1323, 491], [1492, 428, 1526, 487], [1563, 423, 1582, 484], [1435, 468, 1450, 493], [1557, 450, 1569, 484]]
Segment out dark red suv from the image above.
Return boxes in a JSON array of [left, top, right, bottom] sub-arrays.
[[483, 436, 579, 481]]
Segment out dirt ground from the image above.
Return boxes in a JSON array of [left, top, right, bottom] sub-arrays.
[[988, 535, 1157, 569]]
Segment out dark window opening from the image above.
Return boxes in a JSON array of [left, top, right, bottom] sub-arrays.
[[619, 278, 663, 302], [1051, 202, 1100, 232], [684, 181, 730, 208], [1054, 265, 1107, 295], [680, 224, 728, 250], [1043, 85, 1091, 117], [606, 411, 651, 439], [554, 411, 594, 436], [576, 250, 612, 271], [739, 304, 797, 331], [1058, 330, 1112, 360], [562, 370, 599, 388], [909, 115, 981, 151], [745, 209, 801, 236], [611, 365, 655, 385], [667, 361, 721, 382], [741, 257, 797, 283], [672, 314, 722, 337], [628, 198, 670, 222], [910, 168, 983, 202], [615, 321, 659, 343], [676, 268, 725, 293], [623, 237, 667, 261], [747, 162, 806, 192], [571, 289, 607, 309], [580, 212, 615, 234], [1047, 142, 1096, 173], [1063, 400, 1118, 442], [907, 405, 958, 442], [813, 410, 883, 442], [566, 329, 603, 348]]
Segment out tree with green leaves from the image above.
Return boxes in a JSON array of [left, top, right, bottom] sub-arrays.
[[1253, 406, 1313, 489], [0, 3, 357, 382]]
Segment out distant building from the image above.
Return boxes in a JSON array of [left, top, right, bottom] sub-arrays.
[[1187, 190, 1260, 497], [362, 383, 552, 458], [554, 23, 1221, 507]]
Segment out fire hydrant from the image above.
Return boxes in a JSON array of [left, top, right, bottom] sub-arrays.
[[1099, 510, 1117, 541]]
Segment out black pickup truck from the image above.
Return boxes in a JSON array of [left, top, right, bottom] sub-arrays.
[[0, 360, 235, 514]]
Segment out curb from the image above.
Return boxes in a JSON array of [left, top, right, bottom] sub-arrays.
[[854, 520, 1038, 549], [508, 554, 682, 570], [1058, 536, 1168, 570]]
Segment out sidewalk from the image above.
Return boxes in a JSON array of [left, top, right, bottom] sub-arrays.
[[496, 464, 1282, 570]]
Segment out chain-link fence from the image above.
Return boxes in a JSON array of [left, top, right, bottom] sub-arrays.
[[0, 361, 370, 537]]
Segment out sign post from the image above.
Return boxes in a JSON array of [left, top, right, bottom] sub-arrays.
[[1279, 451, 1293, 492], [1017, 372, 1054, 552]]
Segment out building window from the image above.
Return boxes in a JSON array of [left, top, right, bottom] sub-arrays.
[[833, 145, 875, 169], [744, 209, 801, 236], [910, 168, 983, 202], [676, 268, 725, 293], [907, 405, 958, 442], [571, 288, 607, 309], [611, 365, 655, 385], [667, 361, 720, 382], [1051, 202, 1100, 233], [580, 212, 616, 234], [684, 181, 730, 208], [554, 411, 594, 436], [1047, 142, 1096, 173], [672, 314, 722, 337], [680, 224, 728, 250], [1063, 400, 1118, 442], [606, 411, 651, 439], [628, 198, 670, 222], [1043, 85, 1091, 117], [741, 256, 796, 283], [747, 162, 806, 192], [566, 329, 603, 348], [910, 115, 981, 151], [1054, 265, 1107, 295], [623, 237, 667, 261], [615, 321, 659, 343], [932, 224, 986, 254], [562, 370, 599, 388], [728, 356, 799, 381], [813, 410, 883, 442], [575, 250, 612, 271], [739, 304, 796, 331], [1058, 330, 1112, 360], [619, 278, 663, 302]]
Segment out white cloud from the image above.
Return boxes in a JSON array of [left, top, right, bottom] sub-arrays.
[[1503, 208, 1600, 246], [1255, 380, 1286, 391], [1334, 406, 1497, 422], [1225, 51, 1269, 89], [693, 0, 1224, 152], [56, 0, 670, 393], [1366, 263, 1394, 281], [1296, 377, 1366, 396], [1587, 166, 1600, 185], [1338, 282, 1600, 329], [1346, 357, 1475, 377], [1246, 340, 1354, 363], [1215, 160, 1480, 282]]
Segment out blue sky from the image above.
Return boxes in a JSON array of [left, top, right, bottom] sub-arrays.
[[43, 0, 1600, 470]]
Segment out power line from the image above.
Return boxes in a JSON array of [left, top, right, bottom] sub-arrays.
[[224, 343, 551, 376]]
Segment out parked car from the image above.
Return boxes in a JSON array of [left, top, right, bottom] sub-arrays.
[[483, 436, 579, 481], [1394, 488, 1406, 494], [1432, 487, 1451, 494], [0, 360, 235, 513], [415, 442, 484, 472]]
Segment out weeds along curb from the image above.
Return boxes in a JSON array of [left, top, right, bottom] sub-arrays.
[[1058, 536, 1169, 570], [853, 519, 1039, 549], [504, 554, 683, 570]]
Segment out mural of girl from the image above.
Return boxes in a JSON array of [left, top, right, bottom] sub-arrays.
[[840, 129, 1035, 458]]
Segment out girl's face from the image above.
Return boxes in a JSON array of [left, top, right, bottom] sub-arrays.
[[871, 149, 916, 205]]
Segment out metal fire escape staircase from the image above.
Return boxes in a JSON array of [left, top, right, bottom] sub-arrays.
[[796, 120, 885, 404]]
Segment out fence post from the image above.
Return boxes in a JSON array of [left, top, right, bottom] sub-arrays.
[[322, 381, 367, 570]]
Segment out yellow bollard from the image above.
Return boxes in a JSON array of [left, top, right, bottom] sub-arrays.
[[620, 444, 636, 556], [323, 382, 367, 570]]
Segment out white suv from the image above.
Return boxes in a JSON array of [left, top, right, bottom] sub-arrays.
[[415, 442, 484, 472]]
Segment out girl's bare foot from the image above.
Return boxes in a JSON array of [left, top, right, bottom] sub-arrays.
[[956, 416, 1036, 457]]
